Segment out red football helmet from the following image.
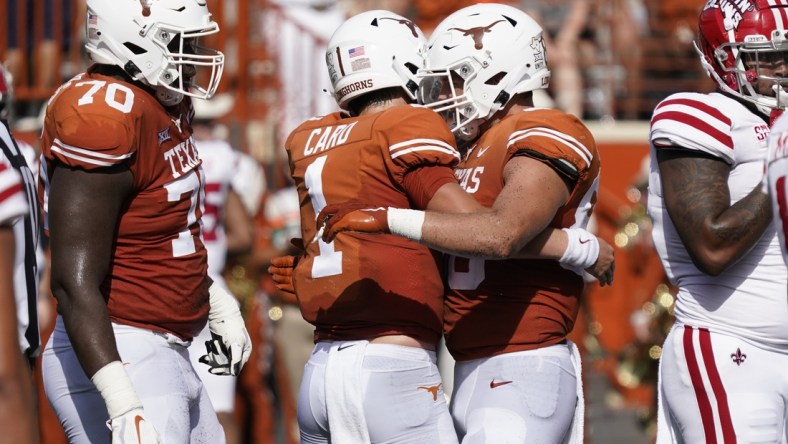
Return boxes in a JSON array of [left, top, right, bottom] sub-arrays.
[[697, 0, 788, 111]]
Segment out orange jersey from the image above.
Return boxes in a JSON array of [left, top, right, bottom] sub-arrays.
[[39, 71, 210, 340], [286, 105, 459, 344], [445, 109, 600, 360]]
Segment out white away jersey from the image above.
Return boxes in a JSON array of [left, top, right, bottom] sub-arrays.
[[197, 138, 264, 281], [648, 92, 788, 351], [767, 112, 788, 267]]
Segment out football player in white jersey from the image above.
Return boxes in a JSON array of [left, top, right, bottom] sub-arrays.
[[187, 96, 264, 444], [649, 1, 788, 442], [768, 117, 788, 269]]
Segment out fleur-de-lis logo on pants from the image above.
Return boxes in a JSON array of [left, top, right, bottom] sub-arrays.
[[731, 348, 747, 366]]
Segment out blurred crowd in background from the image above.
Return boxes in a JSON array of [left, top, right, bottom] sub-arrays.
[[2, 0, 717, 442]]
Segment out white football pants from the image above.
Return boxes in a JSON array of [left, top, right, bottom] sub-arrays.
[[42, 316, 225, 444], [658, 324, 788, 444], [297, 340, 459, 444]]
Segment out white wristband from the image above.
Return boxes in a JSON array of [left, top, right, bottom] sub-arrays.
[[387, 207, 426, 241], [91, 361, 142, 420], [559, 227, 600, 271]]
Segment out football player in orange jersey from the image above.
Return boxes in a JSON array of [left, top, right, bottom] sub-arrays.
[[275, 7, 612, 444], [316, 4, 613, 443], [38, 1, 250, 443], [283, 11, 471, 443]]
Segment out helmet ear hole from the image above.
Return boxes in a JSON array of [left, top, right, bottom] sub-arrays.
[[123, 42, 147, 55], [404, 62, 419, 75], [405, 79, 418, 96], [485, 72, 507, 86], [494, 90, 510, 106]]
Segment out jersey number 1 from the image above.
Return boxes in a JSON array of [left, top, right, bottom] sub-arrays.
[[304, 155, 343, 278]]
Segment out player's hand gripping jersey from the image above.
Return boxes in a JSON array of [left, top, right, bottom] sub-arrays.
[[285, 105, 459, 345], [649, 92, 788, 351], [445, 108, 600, 361], [39, 72, 210, 340]]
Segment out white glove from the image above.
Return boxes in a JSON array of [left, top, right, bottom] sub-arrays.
[[91, 361, 161, 443], [199, 283, 252, 376], [109, 408, 160, 444]]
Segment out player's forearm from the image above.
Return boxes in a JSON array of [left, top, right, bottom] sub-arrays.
[[692, 186, 772, 275], [419, 211, 542, 258], [51, 280, 121, 377], [49, 242, 121, 377], [658, 149, 771, 275], [510, 227, 568, 260]]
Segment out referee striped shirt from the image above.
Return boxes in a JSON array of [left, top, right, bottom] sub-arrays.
[[0, 119, 40, 359]]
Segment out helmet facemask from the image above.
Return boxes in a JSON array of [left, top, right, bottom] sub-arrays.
[[151, 28, 224, 106], [418, 59, 485, 142], [699, 33, 788, 112], [697, 0, 788, 113]]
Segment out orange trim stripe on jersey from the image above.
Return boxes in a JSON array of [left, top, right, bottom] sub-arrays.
[[507, 127, 592, 166], [389, 138, 460, 160]]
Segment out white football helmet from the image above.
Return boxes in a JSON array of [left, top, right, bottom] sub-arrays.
[[419, 3, 550, 139], [325, 10, 427, 111], [85, 0, 224, 106]]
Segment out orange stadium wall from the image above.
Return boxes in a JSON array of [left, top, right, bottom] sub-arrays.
[[570, 121, 667, 414]]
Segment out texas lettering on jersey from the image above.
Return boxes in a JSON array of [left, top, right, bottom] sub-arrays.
[[39, 70, 210, 340], [164, 138, 201, 179]]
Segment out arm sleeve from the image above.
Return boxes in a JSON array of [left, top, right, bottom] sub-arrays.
[[401, 165, 458, 210], [380, 107, 461, 188], [507, 113, 595, 184]]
